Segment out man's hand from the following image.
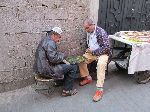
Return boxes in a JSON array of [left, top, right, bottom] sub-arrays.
[[63, 59, 70, 65], [85, 48, 92, 53]]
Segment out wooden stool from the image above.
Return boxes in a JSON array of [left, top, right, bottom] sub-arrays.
[[34, 74, 55, 95]]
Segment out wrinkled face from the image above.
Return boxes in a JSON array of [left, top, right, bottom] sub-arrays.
[[51, 34, 61, 42], [83, 23, 95, 33]]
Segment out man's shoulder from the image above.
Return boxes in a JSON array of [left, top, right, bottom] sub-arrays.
[[96, 26, 107, 36], [43, 36, 54, 43], [41, 36, 55, 47], [96, 26, 106, 33]]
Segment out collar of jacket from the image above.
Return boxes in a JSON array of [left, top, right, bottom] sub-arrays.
[[46, 36, 56, 43], [95, 26, 102, 37]]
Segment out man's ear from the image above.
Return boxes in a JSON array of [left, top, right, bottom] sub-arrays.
[[50, 34, 55, 40]]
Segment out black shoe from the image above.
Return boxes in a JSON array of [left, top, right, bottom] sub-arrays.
[[62, 89, 78, 96]]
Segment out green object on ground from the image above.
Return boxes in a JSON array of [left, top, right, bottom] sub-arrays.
[[66, 56, 85, 64]]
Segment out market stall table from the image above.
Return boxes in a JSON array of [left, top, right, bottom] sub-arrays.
[[109, 31, 150, 83]]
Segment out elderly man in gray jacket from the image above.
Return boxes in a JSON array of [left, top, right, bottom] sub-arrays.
[[34, 27, 78, 96]]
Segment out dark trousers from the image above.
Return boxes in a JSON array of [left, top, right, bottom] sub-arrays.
[[60, 64, 78, 91]]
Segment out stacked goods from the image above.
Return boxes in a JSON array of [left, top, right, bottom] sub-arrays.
[[66, 56, 85, 64], [119, 31, 150, 43]]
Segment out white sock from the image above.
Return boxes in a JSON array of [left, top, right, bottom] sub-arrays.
[[87, 75, 92, 80]]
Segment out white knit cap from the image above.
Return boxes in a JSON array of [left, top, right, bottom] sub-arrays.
[[51, 27, 63, 35]]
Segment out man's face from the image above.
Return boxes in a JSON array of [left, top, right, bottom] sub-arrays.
[[52, 34, 61, 42], [83, 23, 95, 33]]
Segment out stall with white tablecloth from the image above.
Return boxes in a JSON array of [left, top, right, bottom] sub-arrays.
[[109, 34, 150, 74], [109, 31, 150, 83]]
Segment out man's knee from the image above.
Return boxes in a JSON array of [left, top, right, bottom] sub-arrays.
[[68, 65, 78, 78], [97, 62, 107, 68], [70, 64, 77, 71]]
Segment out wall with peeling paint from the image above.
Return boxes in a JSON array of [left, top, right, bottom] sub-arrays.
[[0, 0, 92, 92]]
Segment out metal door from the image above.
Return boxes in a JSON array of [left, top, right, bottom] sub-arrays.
[[98, 0, 150, 34]]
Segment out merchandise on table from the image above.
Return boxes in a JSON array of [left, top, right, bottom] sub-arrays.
[[115, 31, 150, 43]]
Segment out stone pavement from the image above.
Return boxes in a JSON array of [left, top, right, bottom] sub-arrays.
[[0, 63, 150, 112]]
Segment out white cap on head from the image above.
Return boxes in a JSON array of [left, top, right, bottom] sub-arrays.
[[51, 27, 63, 35]]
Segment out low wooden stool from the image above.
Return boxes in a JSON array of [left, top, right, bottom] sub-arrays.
[[34, 74, 55, 95]]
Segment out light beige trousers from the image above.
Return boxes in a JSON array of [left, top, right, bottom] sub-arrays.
[[79, 53, 109, 87]]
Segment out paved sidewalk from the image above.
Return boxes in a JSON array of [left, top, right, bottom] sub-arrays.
[[0, 63, 150, 112]]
